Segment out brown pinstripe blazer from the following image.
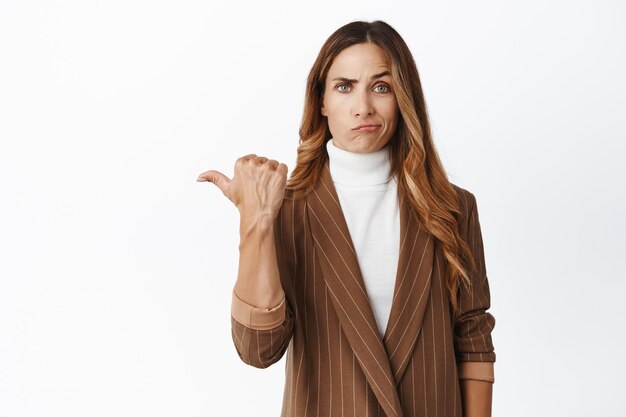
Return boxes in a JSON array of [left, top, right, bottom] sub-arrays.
[[230, 161, 496, 417]]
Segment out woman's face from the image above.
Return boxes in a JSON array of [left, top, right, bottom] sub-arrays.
[[321, 42, 399, 153]]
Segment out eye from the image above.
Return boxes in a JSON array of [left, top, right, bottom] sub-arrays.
[[374, 83, 391, 93], [336, 84, 351, 93]]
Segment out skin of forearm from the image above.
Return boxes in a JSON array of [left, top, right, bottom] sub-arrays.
[[460, 379, 493, 417], [233, 215, 284, 309]]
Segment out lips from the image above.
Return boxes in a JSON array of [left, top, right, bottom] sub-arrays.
[[353, 124, 381, 132]]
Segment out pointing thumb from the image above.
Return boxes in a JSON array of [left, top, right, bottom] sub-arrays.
[[197, 170, 231, 192]]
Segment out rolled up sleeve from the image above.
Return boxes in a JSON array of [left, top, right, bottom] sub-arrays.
[[231, 288, 287, 330], [230, 289, 294, 368], [454, 191, 496, 383]]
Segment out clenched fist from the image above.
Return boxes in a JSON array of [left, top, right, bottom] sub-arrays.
[[197, 154, 288, 231]]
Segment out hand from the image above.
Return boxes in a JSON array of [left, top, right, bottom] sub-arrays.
[[196, 154, 288, 229]]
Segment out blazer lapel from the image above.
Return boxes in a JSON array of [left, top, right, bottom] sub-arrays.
[[306, 161, 403, 417], [382, 185, 434, 386], [307, 160, 436, 410]]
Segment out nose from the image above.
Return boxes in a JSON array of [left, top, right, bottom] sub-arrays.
[[352, 88, 374, 118]]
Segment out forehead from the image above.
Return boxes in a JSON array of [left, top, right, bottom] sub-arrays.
[[327, 43, 390, 76]]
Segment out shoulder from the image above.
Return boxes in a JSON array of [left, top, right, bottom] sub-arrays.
[[449, 182, 478, 238], [280, 187, 310, 214], [280, 188, 307, 212], [273, 188, 307, 233], [272, 188, 307, 269], [450, 182, 477, 216]]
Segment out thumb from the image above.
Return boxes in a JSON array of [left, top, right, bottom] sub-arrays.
[[196, 170, 231, 193]]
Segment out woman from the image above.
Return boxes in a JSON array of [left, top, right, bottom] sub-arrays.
[[197, 20, 496, 417]]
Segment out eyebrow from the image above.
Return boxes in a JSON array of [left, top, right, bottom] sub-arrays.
[[330, 70, 391, 83]]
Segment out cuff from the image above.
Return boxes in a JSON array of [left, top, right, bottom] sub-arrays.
[[231, 288, 287, 330], [457, 361, 495, 383]]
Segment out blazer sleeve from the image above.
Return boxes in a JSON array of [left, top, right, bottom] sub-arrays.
[[230, 293, 294, 369], [229, 202, 296, 369], [453, 191, 497, 383]]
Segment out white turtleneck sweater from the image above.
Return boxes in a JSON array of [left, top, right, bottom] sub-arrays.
[[325, 138, 400, 339]]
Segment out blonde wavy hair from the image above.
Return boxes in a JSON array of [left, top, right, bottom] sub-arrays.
[[286, 20, 476, 316]]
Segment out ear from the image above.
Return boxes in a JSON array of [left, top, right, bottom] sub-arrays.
[[321, 105, 327, 116]]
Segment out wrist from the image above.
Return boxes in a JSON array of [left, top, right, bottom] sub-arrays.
[[239, 214, 274, 242]]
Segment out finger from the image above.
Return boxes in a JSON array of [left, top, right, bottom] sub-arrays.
[[235, 154, 258, 170], [196, 169, 231, 191], [239, 153, 258, 162], [266, 159, 279, 170], [276, 163, 288, 176]]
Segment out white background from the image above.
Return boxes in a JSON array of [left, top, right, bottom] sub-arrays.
[[1, 1, 625, 416]]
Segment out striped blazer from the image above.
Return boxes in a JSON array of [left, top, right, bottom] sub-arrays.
[[230, 161, 496, 417]]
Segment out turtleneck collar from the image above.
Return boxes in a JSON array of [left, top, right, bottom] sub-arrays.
[[326, 138, 393, 186]]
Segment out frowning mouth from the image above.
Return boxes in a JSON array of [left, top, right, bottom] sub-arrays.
[[353, 124, 381, 132]]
